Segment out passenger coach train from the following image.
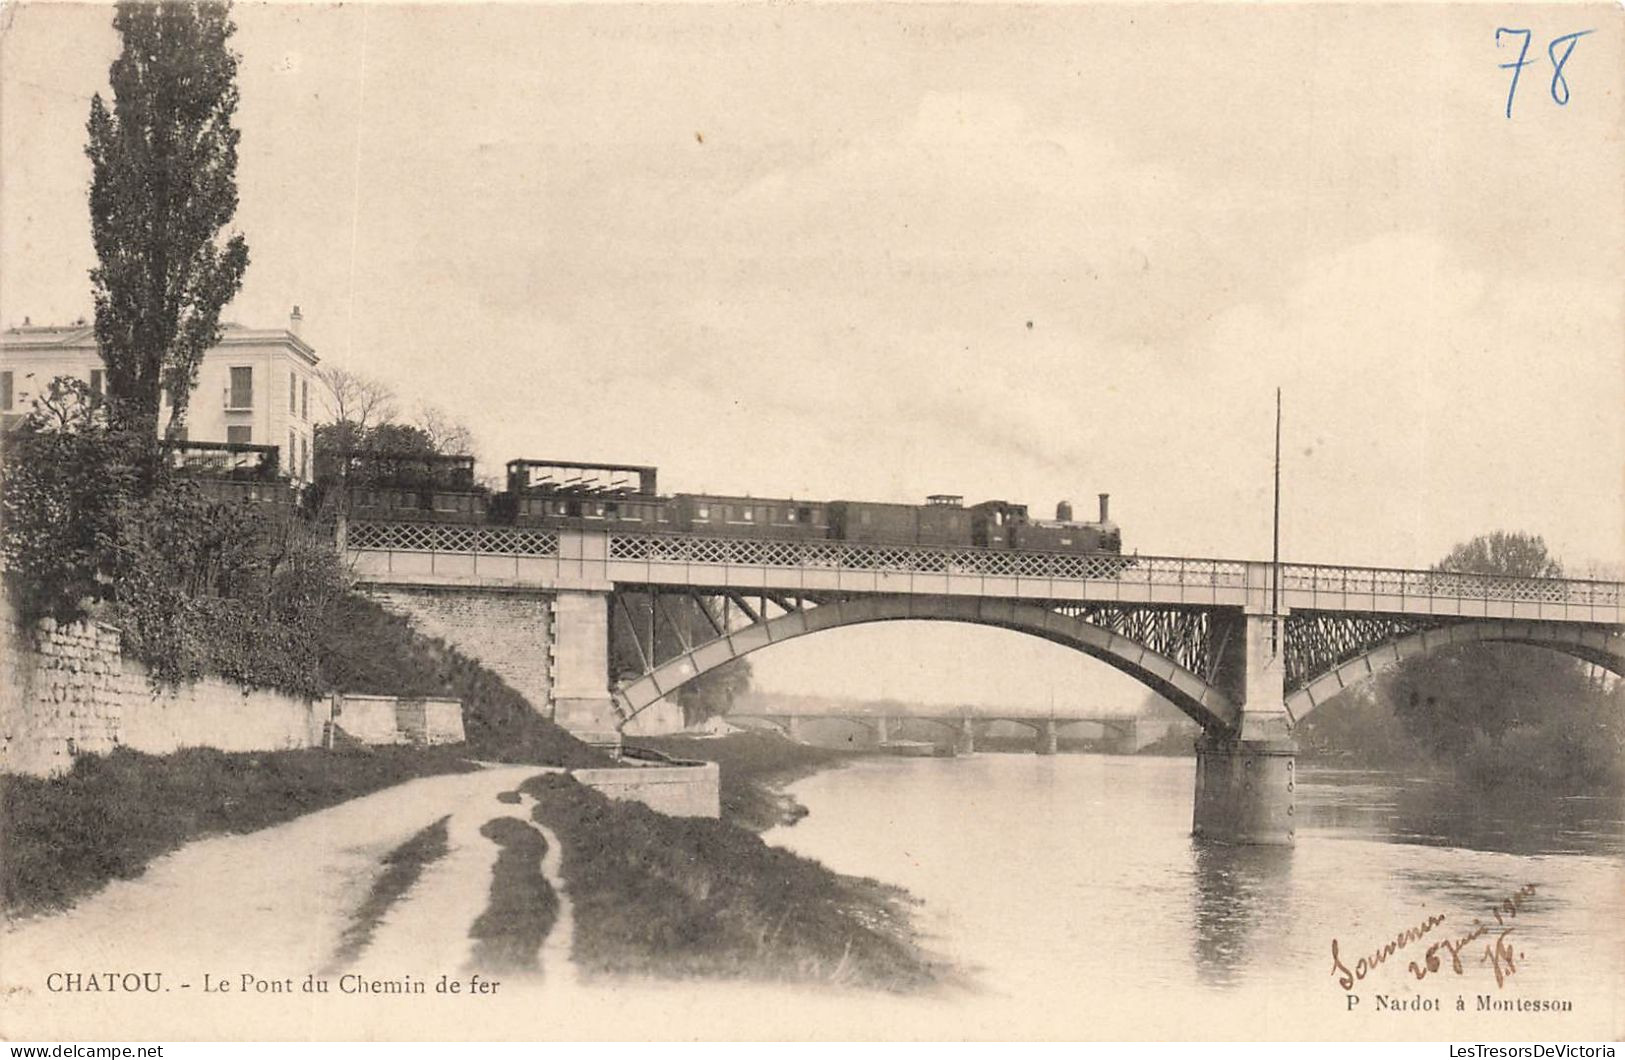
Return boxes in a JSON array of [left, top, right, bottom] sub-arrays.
[[323, 454, 1122, 556]]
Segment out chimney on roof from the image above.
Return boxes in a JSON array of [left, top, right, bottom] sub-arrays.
[[1098, 493, 1111, 524], [289, 305, 303, 336]]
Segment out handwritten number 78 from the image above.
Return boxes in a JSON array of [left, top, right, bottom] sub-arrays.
[[1498, 27, 1594, 119]]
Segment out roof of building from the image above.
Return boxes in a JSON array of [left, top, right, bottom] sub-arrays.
[[1, 320, 318, 365]]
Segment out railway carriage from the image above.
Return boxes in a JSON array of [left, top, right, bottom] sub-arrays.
[[504, 458, 674, 530], [325, 452, 489, 523], [672, 494, 829, 540], [333, 452, 1124, 559]]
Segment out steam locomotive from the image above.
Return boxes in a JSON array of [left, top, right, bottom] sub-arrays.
[[330, 455, 1122, 556]]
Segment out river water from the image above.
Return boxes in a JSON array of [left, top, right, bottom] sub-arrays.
[[761, 753, 1625, 1039]]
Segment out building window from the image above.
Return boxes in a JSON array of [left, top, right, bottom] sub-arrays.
[[90, 369, 105, 397], [743, 508, 755, 521], [1, 371, 11, 410], [289, 370, 296, 413], [697, 505, 710, 519], [229, 366, 253, 409], [288, 430, 296, 472], [301, 435, 309, 480], [301, 379, 309, 421], [227, 425, 252, 445]]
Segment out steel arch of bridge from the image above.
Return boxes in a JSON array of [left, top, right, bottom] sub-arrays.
[[609, 588, 1241, 732], [1286, 617, 1625, 719], [609, 586, 1625, 734]]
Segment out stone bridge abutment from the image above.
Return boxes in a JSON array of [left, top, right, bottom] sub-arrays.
[[362, 584, 628, 745]]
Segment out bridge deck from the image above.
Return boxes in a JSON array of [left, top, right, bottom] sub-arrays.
[[346, 523, 1624, 625]]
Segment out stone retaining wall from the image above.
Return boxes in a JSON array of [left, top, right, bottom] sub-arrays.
[[1, 604, 324, 778], [572, 761, 721, 818], [332, 694, 465, 746]]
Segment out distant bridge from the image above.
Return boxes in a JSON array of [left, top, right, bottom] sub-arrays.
[[728, 712, 1141, 755], [348, 523, 1625, 843]]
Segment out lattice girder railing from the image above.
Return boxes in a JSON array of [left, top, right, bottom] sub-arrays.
[[1282, 611, 1458, 691], [1280, 563, 1622, 608], [348, 521, 559, 556], [609, 531, 1244, 586]]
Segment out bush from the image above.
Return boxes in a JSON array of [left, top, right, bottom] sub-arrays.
[[2, 392, 348, 700], [0, 406, 139, 623]]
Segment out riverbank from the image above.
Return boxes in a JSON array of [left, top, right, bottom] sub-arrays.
[[0, 744, 478, 917], [520, 770, 944, 991], [634, 730, 856, 830]]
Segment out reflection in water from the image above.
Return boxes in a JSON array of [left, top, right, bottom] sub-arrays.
[[1189, 841, 1295, 986], [765, 755, 1625, 1037], [1299, 769, 1625, 857]]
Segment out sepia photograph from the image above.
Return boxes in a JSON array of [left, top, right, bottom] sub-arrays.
[[1, 0, 1621, 1044]]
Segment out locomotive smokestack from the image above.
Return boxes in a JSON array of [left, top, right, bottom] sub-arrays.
[[1098, 493, 1110, 523], [1056, 499, 1073, 522]]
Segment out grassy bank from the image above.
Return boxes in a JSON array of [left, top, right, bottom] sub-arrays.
[[0, 745, 476, 917], [634, 731, 854, 830], [3, 591, 614, 919], [520, 771, 942, 991]]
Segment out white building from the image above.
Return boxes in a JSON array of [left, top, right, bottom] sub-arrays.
[[0, 309, 320, 485]]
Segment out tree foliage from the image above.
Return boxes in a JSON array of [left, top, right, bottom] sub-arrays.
[[2, 390, 344, 697], [311, 367, 477, 488], [1373, 531, 1622, 792], [1433, 531, 1563, 580], [0, 381, 141, 623], [85, 0, 250, 439]]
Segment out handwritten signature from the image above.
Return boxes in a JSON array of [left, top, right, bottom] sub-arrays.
[[1331, 883, 1537, 991]]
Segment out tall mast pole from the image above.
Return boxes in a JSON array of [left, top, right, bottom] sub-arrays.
[[1272, 387, 1282, 619]]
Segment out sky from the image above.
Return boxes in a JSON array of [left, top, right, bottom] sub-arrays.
[[3, 2, 1621, 712]]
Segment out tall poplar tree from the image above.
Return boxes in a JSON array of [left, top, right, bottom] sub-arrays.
[[85, 1, 250, 441]]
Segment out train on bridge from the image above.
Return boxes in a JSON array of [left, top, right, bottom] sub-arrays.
[[323, 454, 1124, 556]]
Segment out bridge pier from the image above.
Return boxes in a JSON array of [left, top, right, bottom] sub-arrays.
[[1035, 718, 1058, 756], [875, 715, 890, 745], [549, 589, 623, 748], [1195, 611, 1296, 845], [785, 714, 804, 742], [956, 719, 976, 755], [1192, 736, 1296, 845]]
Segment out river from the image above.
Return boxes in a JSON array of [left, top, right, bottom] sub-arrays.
[[761, 753, 1625, 1039]]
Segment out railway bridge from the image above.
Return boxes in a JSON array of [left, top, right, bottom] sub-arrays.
[[729, 712, 1142, 755], [347, 522, 1625, 845]]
